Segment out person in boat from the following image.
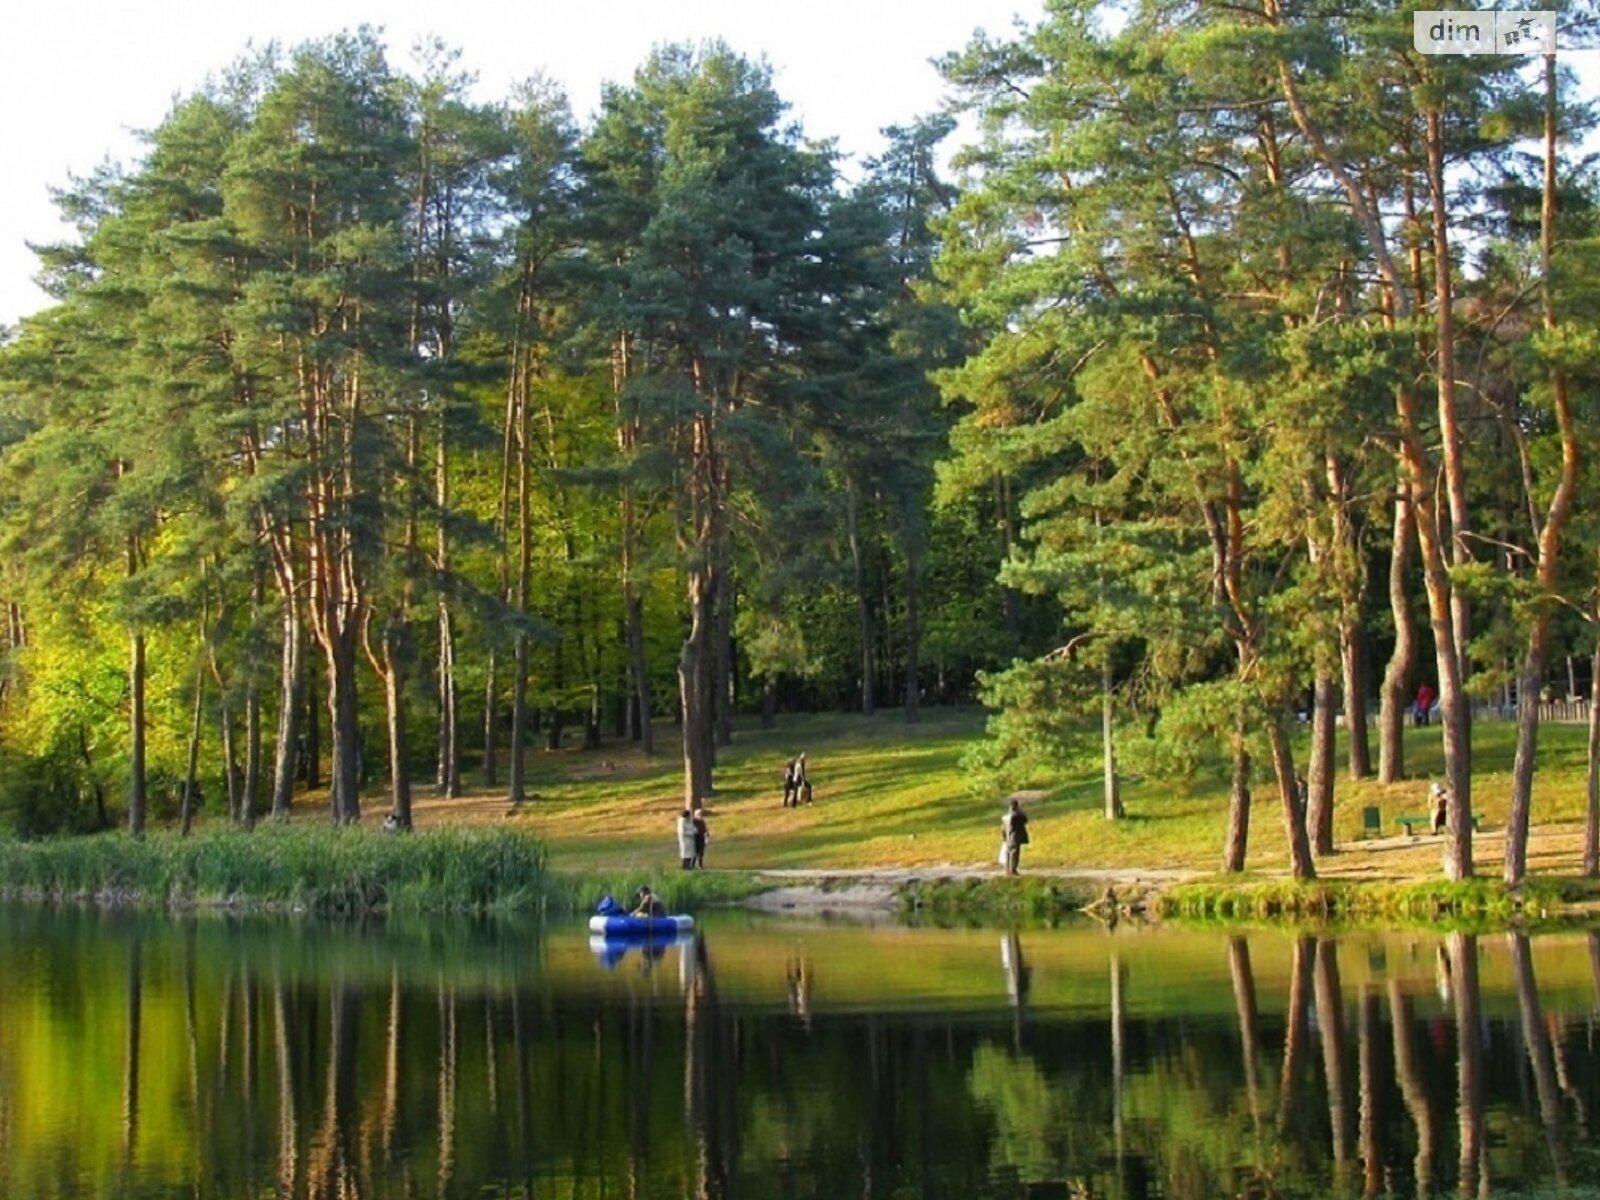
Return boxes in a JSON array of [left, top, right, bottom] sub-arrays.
[[632, 885, 667, 918], [677, 809, 696, 869], [692, 807, 710, 868], [1001, 798, 1030, 876]]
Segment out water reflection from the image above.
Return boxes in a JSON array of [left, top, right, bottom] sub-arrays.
[[3, 907, 1600, 1198]]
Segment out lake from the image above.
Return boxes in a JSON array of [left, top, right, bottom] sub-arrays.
[[1, 905, 1596, 1198]]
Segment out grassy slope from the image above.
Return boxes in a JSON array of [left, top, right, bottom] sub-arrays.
[[408, 707, 1600, 884]]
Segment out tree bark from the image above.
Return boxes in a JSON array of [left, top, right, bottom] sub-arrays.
[[1103, 659, 1123, 819], [1268, 711, 1317, 880], [1379, 483, 1417, 784], [1308, 674, 1336, 855], [180, 668, 204, 838], [845, 484, 875, 715], [1223, 724, 1250, 872], [128, 629, 147, 838], [679, 566, 714, 807], [270, 592, 302, 819], [382, 624, 412, 831], [326, 634, 361, 824], [626, 592, 653, 756], [904, 540, 922, 723], [1341, 627, 1371, 780], [1358, 987, 1382, 1198], [483, 649, 499, 787], [1586, 637, 1600, 876]]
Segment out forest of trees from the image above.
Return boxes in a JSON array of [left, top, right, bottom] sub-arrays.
[[2, 1, 1599, 885]]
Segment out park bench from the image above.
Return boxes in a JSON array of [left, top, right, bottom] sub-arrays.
[[1395, 813, 1483, 839]]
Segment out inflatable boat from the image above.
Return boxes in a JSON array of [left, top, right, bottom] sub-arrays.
[[588, 913, 695, 938]]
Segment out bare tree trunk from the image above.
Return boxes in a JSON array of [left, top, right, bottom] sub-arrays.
[[437, 419, 461, 799], [845, 484, 875, 715], [713, 523, 734, 749], [180, 669, 204, 837], [1342, 628, 1372, 780], [904, 541, 922, 723], [270, 594, 302, 819], [1223, 725, 1250, 872], [680, 569, 714, 807], [326, 633, 362, 824], [1103, 658, 1123, 819], [1309, 674, 1337, 854], [1586, 637, 1600, 876], [625, 589, 653, 757], [1379, 483, 1417, 784], [129, 630, 147, 838], [1268, 712, 1317, 880], [303, 656, 319, 792], [483, 649, 499, 787]]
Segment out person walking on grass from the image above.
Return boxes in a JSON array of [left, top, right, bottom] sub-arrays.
[[1001, 798, 1030, 876], [677, 809, 696, 869], [692, 807, 710, 869], [1430, 782, 1449, 835]]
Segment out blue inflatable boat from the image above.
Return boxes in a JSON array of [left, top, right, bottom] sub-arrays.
[[589, 913, 695, 938]]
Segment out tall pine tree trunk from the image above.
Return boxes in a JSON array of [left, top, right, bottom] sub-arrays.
[[1379, 483, 1417, 784], [128, 628, 147, 838], [326, 632, 361, 824], [1341, 627, 1371, 780], [437, 414, 461, 799], [270, 589, 302, 819], [1223, 721, 1251, 872], [381, 620, 412, 830], [1505, 54, 1581, 886], [180, 668, 204, 838], [1585, 636, 1599, 877], [903, 540, 922, 723], [1268, 711, 1317, 881], [845, 484, 875, 715], [679, 396, 716, 807], [1102, 659, 1122, 819], [507, 375, 532, 806], [625, 591, 653, 755], [482, 650, 498, 787], [1308, 675, 1336, 855]]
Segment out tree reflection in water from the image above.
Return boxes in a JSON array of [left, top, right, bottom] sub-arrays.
[[3, 910, 1600, 1199]]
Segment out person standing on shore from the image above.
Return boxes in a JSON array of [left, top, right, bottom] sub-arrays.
[[692, 807, 710, 868], [677, 809, 696, 869], [1001, 799, 1030, 876]]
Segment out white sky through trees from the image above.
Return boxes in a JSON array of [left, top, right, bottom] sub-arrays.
[[0, 0, 1044, 327]]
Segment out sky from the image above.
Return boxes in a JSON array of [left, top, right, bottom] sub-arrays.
[[0, 0, 1044, 328]]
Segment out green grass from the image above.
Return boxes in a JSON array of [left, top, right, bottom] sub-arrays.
[[0, 824, 550, 915], [1156, 875, 1566, 925], [477, 707, 1600, 880]]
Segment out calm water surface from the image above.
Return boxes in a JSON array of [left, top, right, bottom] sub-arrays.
[[2, 905, 1599, 1198]]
